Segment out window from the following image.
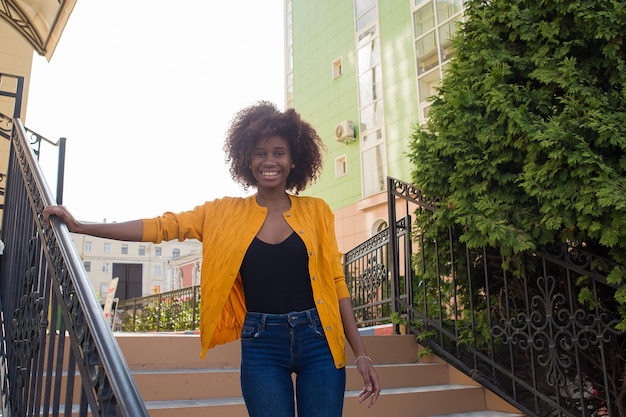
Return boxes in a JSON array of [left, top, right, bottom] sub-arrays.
[[103, 243, 111, 253], [439, 16, 462, 62], [414, 2, 435, 36], [335, 155, 348, 178], [355, 0, 377, 32], [154, 265, 162, 276], [354, 1, 386, 198], [416, 31, 439, 74], [359, 100, 384, 132], [332, 57, 343, 79], [418, 69, 441, 101], [155, 247, 162, 257], [172, 249, 180, 258], [84, 261, 91, 272], [436, 0, 463, 21], [362, 142, 386, 196], [355, 0, 376, 17], [413, 0, 465, 124], [362, 125, 383, 146], [102, 263, 110, 273], [138, 246, 146, 256], [358, 65, 382, 104], [121, 244, 128, 255], [357, 33, 380, 74], [372, 219, 388, 235], [85, 241, 92, 252]]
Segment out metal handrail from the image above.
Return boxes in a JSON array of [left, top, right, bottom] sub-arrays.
[[0, 119, 149, 416]]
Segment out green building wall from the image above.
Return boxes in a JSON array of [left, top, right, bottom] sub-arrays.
[[291, 1, 420, 211]]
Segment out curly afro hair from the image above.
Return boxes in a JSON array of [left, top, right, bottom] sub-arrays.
[[224, 101, 326, 193]]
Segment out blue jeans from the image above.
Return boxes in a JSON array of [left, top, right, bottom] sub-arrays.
[[240, 308, 346, 417]]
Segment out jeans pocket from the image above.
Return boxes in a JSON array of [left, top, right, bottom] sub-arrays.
[[309, 318, 324, 337], [241, 325, 261, 340]]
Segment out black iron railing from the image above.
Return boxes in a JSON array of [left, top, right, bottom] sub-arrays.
[[345, 177, 623, 417], [0, 73, 25, 133], [0, 119, 149, 417], [1, 73, 66, 207]]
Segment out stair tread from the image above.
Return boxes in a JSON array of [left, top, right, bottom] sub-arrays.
[[144, 397, 245, 409], [131, 361, 430, 374], [430, 412, 525, 417], [142, 383, 481, 409], [132, 367, 240, 374], [346, 384, 480, 397]]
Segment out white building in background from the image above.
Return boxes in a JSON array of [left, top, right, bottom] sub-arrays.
[[69, 232, 201, 303]]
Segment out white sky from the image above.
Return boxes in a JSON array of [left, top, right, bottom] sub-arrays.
[[26, 1, 284, 223]]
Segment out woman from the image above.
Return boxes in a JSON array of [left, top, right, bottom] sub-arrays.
[[43, 101, 380, 416]]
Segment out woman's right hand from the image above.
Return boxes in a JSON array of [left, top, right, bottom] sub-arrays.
[[43, 205, 81, 232], [42, 205, 144, 242]]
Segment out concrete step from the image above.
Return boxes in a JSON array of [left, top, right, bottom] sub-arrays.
[[110, 333, 524, 417], [343, 385, 486, 417], [430, 412, 526, 417], [132, 362, 448, 401], [115, 333, 421, 369], [142, 385, 489, 417]]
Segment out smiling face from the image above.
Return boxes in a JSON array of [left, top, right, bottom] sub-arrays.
[[251, 135, 293, 192]]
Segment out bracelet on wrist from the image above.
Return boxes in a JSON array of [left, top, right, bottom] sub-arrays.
[[354, 355, 372, 365]]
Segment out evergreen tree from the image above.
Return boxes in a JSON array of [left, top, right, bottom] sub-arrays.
[[409, 0, 626, 321]]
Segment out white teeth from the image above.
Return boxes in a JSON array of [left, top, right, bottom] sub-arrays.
[[262, 171, 278, 176]]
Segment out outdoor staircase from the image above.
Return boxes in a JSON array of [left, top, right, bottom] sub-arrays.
[[115, 332, 525, 417]]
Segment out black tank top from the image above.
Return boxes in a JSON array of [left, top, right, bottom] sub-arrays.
[[240, 231, 316, 314]]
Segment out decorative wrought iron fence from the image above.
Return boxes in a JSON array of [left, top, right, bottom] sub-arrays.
[[0, 119, 149, 417], [116, 285, 200, 332], [344, 177, 624, 417], [344, 216, 412, 329]]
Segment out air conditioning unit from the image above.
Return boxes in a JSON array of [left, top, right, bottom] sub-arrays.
[[335, 120, 356, 144]]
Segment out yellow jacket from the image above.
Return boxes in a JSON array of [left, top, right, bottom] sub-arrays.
[[141, 194, 351, 368]]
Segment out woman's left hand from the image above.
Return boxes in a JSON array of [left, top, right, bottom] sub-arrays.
[[355, 356, 381, 407]]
